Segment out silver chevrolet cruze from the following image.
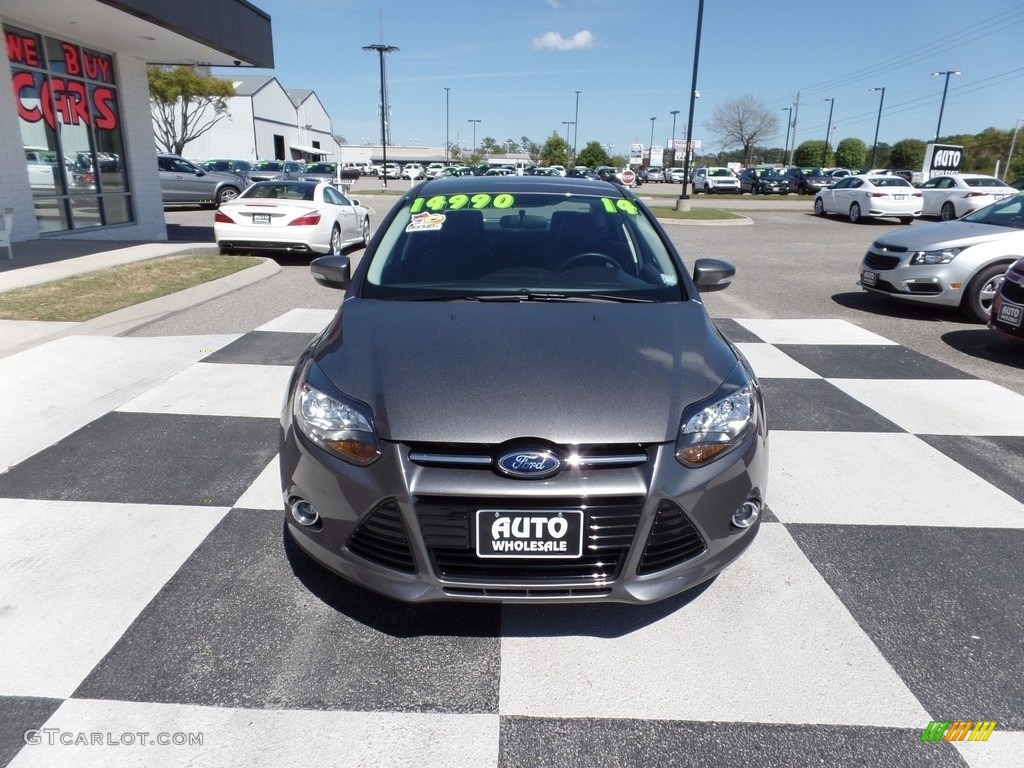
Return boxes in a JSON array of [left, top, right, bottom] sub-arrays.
[[279, 176, 768, 603]]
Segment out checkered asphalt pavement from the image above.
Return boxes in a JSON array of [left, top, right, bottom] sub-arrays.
[[0, 310, 1021, 767]]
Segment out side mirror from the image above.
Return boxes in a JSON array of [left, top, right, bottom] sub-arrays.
[[195, 169, 206, 177], [311, 254, 351, 290], [692, 258, 735, 293]]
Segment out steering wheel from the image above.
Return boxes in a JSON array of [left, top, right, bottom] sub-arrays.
[[557, 252, 623, 272]]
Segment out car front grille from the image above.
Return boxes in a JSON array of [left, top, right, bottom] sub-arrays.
[[1001, 275, 1024, 304], [871, 241, 908, 253], [864, 252, 901, 270], [347, 499, 417, 573], [416, 495, 643, 583], [636, 500, 707, 575]]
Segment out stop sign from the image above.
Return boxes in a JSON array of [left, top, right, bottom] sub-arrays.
[[620, 169, 635, 185]]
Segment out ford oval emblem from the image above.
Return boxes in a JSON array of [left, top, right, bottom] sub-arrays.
[[496, 449, 561, 479]]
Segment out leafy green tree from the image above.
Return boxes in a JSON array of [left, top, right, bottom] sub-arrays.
[[480, 137, 502, 154], [539, 131, 569, 167], [834, 138, 866, 169], [793, 140, 830, 166], [148, 65, 235, 155], [575, 141, 611, 168], [889, 139, 926, 169]]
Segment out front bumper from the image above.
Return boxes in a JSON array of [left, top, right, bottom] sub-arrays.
[[279, 419, 768, 604], [858, 250, 970, 309]]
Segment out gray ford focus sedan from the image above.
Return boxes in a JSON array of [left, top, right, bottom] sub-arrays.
[[279, 175, 768, 603]]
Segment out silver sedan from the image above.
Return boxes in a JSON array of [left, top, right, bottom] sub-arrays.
[[859, 192, 1024, 321]]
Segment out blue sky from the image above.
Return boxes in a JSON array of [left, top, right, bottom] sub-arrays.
[[220, 0, 1024, 157]]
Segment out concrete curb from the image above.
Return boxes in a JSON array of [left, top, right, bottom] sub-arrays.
[[0, 257, 281, 359]]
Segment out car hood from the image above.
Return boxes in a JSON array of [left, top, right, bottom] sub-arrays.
[[874, 220, 1024, 250], [312, 300, 738, 444]]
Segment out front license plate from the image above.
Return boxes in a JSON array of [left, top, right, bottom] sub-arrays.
[[861, 270, 878, 287], [998, 302, 1023, 327], [476, 510, 583, 559], [252, 213, 271, 224]]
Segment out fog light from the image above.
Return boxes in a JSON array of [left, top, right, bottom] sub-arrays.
[[732, 500, 760, 529], [290, 498, 319, 527]]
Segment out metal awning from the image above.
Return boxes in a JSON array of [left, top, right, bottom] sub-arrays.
[[289, 144, 326, 156]]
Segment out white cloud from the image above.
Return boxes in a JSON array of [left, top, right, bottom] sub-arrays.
[[546, 0, 564, 8], [531, 30, 595, 51]]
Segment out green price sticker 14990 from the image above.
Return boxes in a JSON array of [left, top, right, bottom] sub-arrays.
[[409, 193, 515, 213]]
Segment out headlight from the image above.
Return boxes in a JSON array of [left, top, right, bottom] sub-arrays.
[[294, 376, 380, 466], [676, 363, 757, 466], [910, 247, 964, 265]]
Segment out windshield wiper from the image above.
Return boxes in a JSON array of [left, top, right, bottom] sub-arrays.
[[400, 292, 655, 303], [472, 292, 655, 303]]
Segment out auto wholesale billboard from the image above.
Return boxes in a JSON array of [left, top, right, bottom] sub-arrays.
[[629, 143, 643, 165], [923, 143, 964, 178]]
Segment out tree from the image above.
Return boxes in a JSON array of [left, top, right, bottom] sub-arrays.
[[575, 141, 611, 168], [705, 94, 780, 165], [538, 131, 569, 167], [889, 139, 926, 169], [148, 66, 236, 155], [834, 138, 866, 169], [793, 140, 830, 166], [480, 136, 502, 154]]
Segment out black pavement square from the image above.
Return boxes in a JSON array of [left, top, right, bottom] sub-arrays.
[[0, 412, 278, 507], [712, 318, 764, 343], [919, 435, 1024, 505], [760, 378, 904, 432], [202, 331, 316, 367], [497, 717, 969, 768], [0, 697, 64, 767], [778, 344, 976, 380], [789, 524, 1024, 730], [74, 509, 502, 714]]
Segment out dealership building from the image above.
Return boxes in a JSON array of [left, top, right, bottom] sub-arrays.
[[1, 0, 274, 244]]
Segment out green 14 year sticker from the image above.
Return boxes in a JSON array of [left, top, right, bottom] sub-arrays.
[[409, 193, 515, 213]]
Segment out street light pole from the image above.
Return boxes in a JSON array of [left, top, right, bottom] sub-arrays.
[[669, 109, 680, 167], [780, 107, 792, 165], [573, 90, 581, 164], [444, 87, 450, 164], [932, 70, 961, 143], [1005, 117, 1022, 181], [362, 42, 399, 190], [649, 116, 656, 166], [562, 121, 574, 160], [468, 119, 480, 157], [869, 87, 885, 168], [821, 97, 834, 154], [678, 0, 704, 208]]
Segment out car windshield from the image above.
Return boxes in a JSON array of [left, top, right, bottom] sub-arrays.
[[965, 177, 1007, 188], [803, 168, 824, 175], [709, 168, 733, 177], [871, 177, 911, 188], [361, 188, 686, 303], [241, 182, 315, 201], [253, 161, 284, 171], [960, 193, 1024, 228], [304, 163, 336, 174]]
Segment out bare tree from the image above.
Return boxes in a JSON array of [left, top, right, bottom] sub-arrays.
[[148, 66, 235, 155], [705, 94, 779, 165]]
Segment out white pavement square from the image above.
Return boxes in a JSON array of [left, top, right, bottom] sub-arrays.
[[255, 308, 336, 334], [0, 499, 228, 699], [499, 524, 929, 727], [769, 431, 1024, 527], [735, 318, 898, 345]]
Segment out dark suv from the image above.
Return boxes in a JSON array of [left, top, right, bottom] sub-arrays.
[[739, 167, 788, 195], [784, 167, 833, 195]]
